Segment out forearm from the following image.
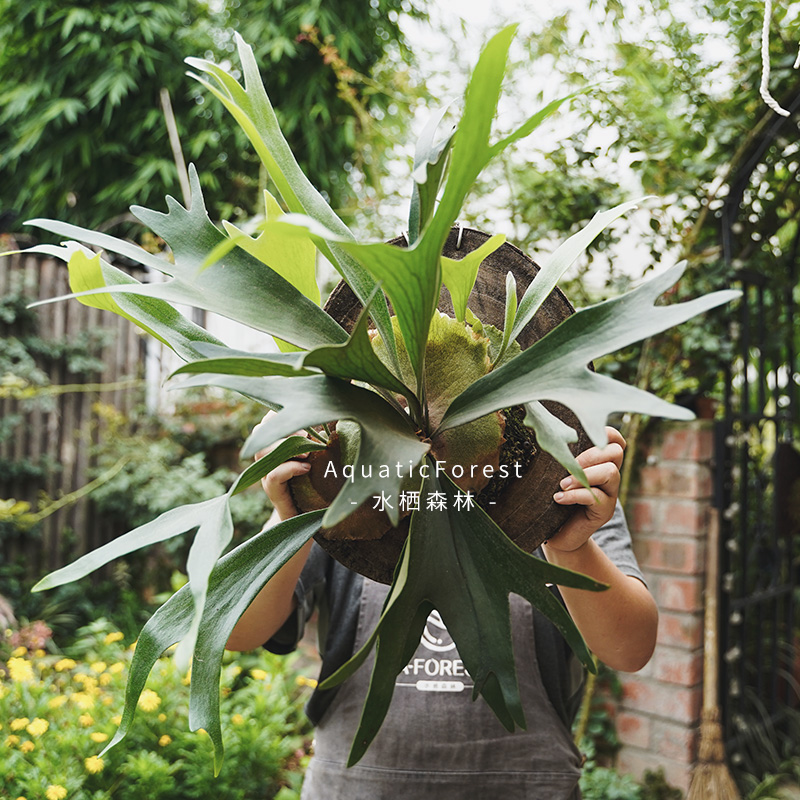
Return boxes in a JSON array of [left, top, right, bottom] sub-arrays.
[[542, 538, 658, 672], [226, 535, 312, 651], [227, 445, 312, 652], [226, 502, 313, 651]]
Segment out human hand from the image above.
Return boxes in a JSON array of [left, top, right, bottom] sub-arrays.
[[544, 427, 626, 553], [254, 411, 311, 521]]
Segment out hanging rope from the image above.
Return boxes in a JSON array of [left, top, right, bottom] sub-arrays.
[[760, 0, 800, 117]]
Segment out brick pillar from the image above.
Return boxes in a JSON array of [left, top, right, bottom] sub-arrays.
[[616, 420, 713, 793]]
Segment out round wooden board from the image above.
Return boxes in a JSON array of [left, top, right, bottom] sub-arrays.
[[316, 227, 592, 583]]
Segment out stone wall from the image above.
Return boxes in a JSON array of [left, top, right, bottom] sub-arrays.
[[615, 420, 715, 793]]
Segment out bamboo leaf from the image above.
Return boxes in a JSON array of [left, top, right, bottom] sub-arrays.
[[321, 468, 605, 766], [438, 262, 741, 444]]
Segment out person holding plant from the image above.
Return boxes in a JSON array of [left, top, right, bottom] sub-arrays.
[[227, 422, 657, 800]]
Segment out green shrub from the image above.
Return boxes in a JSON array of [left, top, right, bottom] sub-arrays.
[[1, 619, 312, 799], [580, 765, 643, 800]]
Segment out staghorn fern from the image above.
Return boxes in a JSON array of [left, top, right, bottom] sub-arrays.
[[20, 25, 738, 771]]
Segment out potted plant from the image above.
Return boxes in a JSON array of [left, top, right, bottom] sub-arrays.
[[21, 25, 738, 770]]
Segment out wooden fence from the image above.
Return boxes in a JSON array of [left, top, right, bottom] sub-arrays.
[[0, 251, 146, 578]]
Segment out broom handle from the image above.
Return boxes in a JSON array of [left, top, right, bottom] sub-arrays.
[[702, 506, 722, 714]]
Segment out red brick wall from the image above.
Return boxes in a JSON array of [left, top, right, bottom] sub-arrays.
[[616, 421, 714, 793]]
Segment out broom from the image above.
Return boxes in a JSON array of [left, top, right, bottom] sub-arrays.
[[687, 506, 741, 799]]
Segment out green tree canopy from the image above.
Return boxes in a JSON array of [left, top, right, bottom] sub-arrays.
[[0, 0, 424, 233], [459, 0, 800, 400]]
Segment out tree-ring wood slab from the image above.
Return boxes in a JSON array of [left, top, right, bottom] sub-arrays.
[[316, 227, 592, 583]]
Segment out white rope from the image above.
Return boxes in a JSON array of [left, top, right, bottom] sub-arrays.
[[760, 0, 796, 117]]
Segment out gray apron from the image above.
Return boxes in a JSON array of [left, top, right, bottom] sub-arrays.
[[301, 578, 583, 800]]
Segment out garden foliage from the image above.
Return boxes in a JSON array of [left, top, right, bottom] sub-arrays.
[[1, 619, 312, 799], [19, 25, 738, 768], [0, 0, 423, 229]]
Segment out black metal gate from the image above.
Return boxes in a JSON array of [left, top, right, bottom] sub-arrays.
[[715, 266, 799, 774], [715, 99, 800, 774]]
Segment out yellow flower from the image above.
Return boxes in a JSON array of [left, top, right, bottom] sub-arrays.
[[158, 734, 172, 747], [99, 673, 112, 686], [46, 786, 67, 800], [20, 740, 35, 753], [5, 735, 20, 747], [158, 713, 167, 722], [74, 674, 97, 691], [11, 645, 27, 657], [229, 665, 242, 677], [90, 732, 108, 743], [71, 691, 95, 710], [109, 662, 125, 674], [138, 689, 161, 712], [34, 649, 46, 658], [15, 795, 27, 800], [26, 718, 49, 737], [11, 718, 29, 731], [48, 696, 68, 709], [111, 715, 122, 726], [295, 675, 318, 688], [129, 640, 137, 652], [104, 631, 124, 644], [250, 669, 268, 681], [54, 658, 76, 672], [101, 695, 113, 706], [90, 661, 107, 674], [231, 714, 244, 725], [79, 714, 94, 727], [8, 658, 34, 682], [85, 755, 105, 774]]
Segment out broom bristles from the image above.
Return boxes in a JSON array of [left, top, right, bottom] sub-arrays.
[[687, 709, 741, 800], [687, 761, 741, 800]]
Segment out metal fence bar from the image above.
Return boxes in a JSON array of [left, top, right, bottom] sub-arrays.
[[717, 267, 799, 774]]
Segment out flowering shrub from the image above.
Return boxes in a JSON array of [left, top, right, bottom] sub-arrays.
[[1, 620, 312, 799]]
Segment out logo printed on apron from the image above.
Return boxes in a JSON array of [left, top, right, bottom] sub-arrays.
[[397, 610, 471, 693]]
